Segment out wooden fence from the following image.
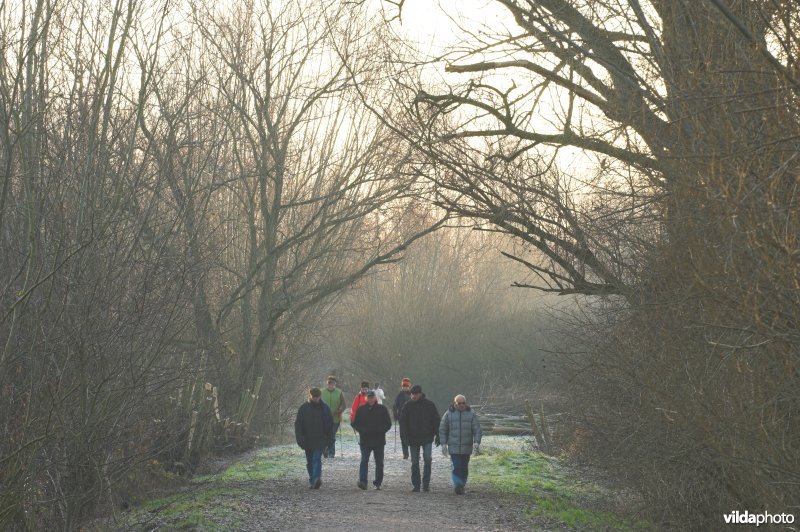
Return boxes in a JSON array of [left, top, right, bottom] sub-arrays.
[[476, 401, 558, 454]]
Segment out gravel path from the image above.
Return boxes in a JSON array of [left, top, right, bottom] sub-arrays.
[[231, 435, 544, 531]]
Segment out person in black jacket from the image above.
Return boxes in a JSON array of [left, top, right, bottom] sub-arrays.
[[351, 390, 392, 490], [399, 384, 440, 492], [294, 387, 333, 489], [392, 378, 413, 459]]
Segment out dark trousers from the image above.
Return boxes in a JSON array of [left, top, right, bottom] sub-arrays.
[[450, 453, 471, 487], [396, 422, 408, 457], [304, 448, 322, 484], [359, 443, 385, 486], [324, 422, 340, 457], [409, 442, 432, 488]]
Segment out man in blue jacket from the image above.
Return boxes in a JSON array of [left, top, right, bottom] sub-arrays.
[[294, 387, 333, 489], [351, 390, 392, 490]]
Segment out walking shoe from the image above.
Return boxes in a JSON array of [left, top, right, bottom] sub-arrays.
[[373, 482, 381, 490], [403, 452, 409, 459], [455, 485, 464, 495], [423, 485, 430, 492], [411, 486, 420, 492], [357, 481, 367, 490], [314, 479, 322, 489]]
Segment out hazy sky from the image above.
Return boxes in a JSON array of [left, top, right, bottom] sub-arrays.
[[388, 0, 596, 177], [391, 0, 513, 56]]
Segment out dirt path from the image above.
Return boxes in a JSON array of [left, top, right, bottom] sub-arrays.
[[228, 436, 545, 531]]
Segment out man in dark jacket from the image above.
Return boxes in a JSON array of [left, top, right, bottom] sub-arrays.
[[351, 390, 392, 490], [392, 378, 413, 459], [399, 384, 440, 492], [294, 387, 333, 489]]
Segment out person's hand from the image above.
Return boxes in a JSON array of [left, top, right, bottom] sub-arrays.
[[474, 444, 481, 455], [441, 444, 449, 456]]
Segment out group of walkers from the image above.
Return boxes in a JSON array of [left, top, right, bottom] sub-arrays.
[[294, 376, 482, 495]]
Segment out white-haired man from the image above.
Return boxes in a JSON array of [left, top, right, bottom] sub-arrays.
[[439, 394, 482, 495]]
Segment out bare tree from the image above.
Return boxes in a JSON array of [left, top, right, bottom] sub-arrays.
[[0, 0, 203, 527], [1, 0, 450, 526], [383, 0, 800, 525], [187, 0, 446, 431]]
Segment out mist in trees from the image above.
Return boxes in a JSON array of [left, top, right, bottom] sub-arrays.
[[320, 227, 559, 410]]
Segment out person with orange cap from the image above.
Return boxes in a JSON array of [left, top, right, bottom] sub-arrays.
[[392, 378, 413, 458]]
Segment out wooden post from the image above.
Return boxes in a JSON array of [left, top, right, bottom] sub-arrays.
[[185, 410, 199, 460], [243, 376, 263, 426], [538, 402, 551, 452], [212, 386, 220, 421], [525, 400, 548, 453]]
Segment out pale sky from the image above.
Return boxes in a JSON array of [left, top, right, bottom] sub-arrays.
[[387, 0, 598, 177]]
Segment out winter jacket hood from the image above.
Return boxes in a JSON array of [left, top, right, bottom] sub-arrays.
[[439, 405, 482, 455]]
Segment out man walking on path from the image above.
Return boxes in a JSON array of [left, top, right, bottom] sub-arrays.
[[349, 381, 370, 423], [320, 376, 346, 458], [351, 390, 392, 490], [294, 387, 333, 489], [392, 378, 413, 459], [439, 394, 482, 495], [399, 384, 440, 492]]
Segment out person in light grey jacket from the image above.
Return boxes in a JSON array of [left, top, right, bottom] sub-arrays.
[[439, 394, 482, 495]]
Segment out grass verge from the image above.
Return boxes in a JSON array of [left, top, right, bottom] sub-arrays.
[[471, 446, 653, 530], [92, 446, 304, 531]]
